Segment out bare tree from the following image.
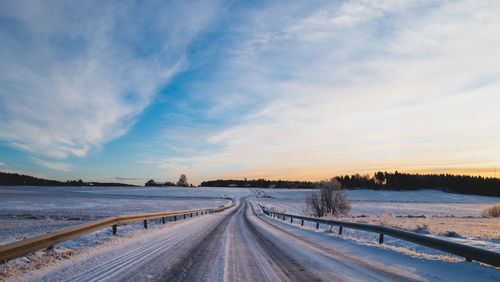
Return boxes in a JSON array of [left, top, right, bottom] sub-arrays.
[[305, 190, 324, 217], [176, 174, 188, 187], [305, 178, 350, 217]]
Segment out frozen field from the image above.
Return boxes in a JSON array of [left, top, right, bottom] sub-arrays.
[[1, 186, 499, 281], [0, 186, 243, 245], [260, 188, 500, 217], [2, 186, 499, 245], [258, 188, 500, 253]]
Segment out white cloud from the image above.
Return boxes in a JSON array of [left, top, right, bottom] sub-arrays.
[[0, 162, 4, 166], [160, 0, 500, 182], [0, 169, 45, 178], [32, 158, 72, 172], [0, 0, 219, 159]]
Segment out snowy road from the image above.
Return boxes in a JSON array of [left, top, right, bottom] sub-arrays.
[[16, 194, 499, 281]]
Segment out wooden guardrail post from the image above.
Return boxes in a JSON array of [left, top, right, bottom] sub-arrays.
[[144, 220, 148, 229], [379, 233, 384, 244], [290, 217, 293, 223], [174, 215, 177, 221], [183, 214, 186, 219], [47, 245, 54, 251], [112, 224, 117, 235], [301, 219, 304, 226], [339, 226, 343, 235], [162, 217, 166, 224], [316, 222, 319, 229]]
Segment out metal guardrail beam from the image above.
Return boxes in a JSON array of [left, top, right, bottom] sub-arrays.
[[0, 202, 235, 262], [260, 206, 500, 267]]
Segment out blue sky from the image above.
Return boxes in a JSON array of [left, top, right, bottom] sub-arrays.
[[1, 0, 500, 185]]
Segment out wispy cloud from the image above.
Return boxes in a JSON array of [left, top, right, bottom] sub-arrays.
[[0, 162, 4, 166], [0, 0, 219, 159], [159, 0, 500, 182], [32, 158, 71, 172], [0, 169, 45, 178]]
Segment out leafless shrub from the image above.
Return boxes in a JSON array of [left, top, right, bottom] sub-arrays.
[[481, 204, 500, 217], [305, 178, 351, 217], [305, 190, 324, 217]]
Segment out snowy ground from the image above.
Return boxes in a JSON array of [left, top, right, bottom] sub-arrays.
[[258, 188, 500, 253], [1, 186, 499, 281], [0, 186, 238, 245], [260, 188, 500, 216]]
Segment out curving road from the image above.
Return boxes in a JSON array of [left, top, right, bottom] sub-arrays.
[[25, 193, 425, 281]]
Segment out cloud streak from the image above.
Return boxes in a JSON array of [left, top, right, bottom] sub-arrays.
[[158, 0, 500, 183], [32, 158, 71, 172], [0, 0, 218, 159], [0, 169, 45, 178]]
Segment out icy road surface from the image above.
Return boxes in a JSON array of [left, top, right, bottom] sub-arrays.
[[15, 195, 500, 281]]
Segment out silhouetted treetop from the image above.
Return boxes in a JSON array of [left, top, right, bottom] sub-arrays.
[[200, 171, 500, 197]]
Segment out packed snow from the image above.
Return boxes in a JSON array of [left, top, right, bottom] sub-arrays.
[[258, 188, 500, 253], [1, 186, 499, 281], [0, 186, 237, 245]]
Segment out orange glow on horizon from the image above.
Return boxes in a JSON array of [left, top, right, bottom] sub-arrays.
[[205, 165, 500, 183]]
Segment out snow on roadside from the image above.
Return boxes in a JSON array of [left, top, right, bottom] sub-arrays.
[[253, 200, 500, 281], [0, 214, 213, 281], [0, 187, 249, 280], [0, 186, 241, 245], [261, 188, 500, 216], [257, 188, 500, 253]]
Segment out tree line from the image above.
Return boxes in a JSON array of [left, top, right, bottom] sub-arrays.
[[201, 171, 500, 197], [200, 178, 318, 189], [0, 172, 136, 187]]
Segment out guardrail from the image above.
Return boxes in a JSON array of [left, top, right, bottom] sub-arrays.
[[0, 201, 236, 263], [260, 206, 500, 267]]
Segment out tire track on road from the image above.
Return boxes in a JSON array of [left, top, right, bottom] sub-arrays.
[[158, 202, 240, 281], [225, 201, 277, 281], [65, 215, 219, 282], [250, 202, 423, 281], [241, 201, 323, 281]]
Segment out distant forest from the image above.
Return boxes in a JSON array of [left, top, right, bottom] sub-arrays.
[[0, 172, 136, 187], [201, 171, 500, 197]]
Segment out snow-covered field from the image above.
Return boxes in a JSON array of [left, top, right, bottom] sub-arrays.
[[0, 186, 241, 245], [258, 188, 500, 252], [1, 186, 499, 281], [260, 188, 500, 216]]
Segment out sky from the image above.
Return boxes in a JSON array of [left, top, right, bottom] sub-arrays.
[[1, 0, 500, 185]]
